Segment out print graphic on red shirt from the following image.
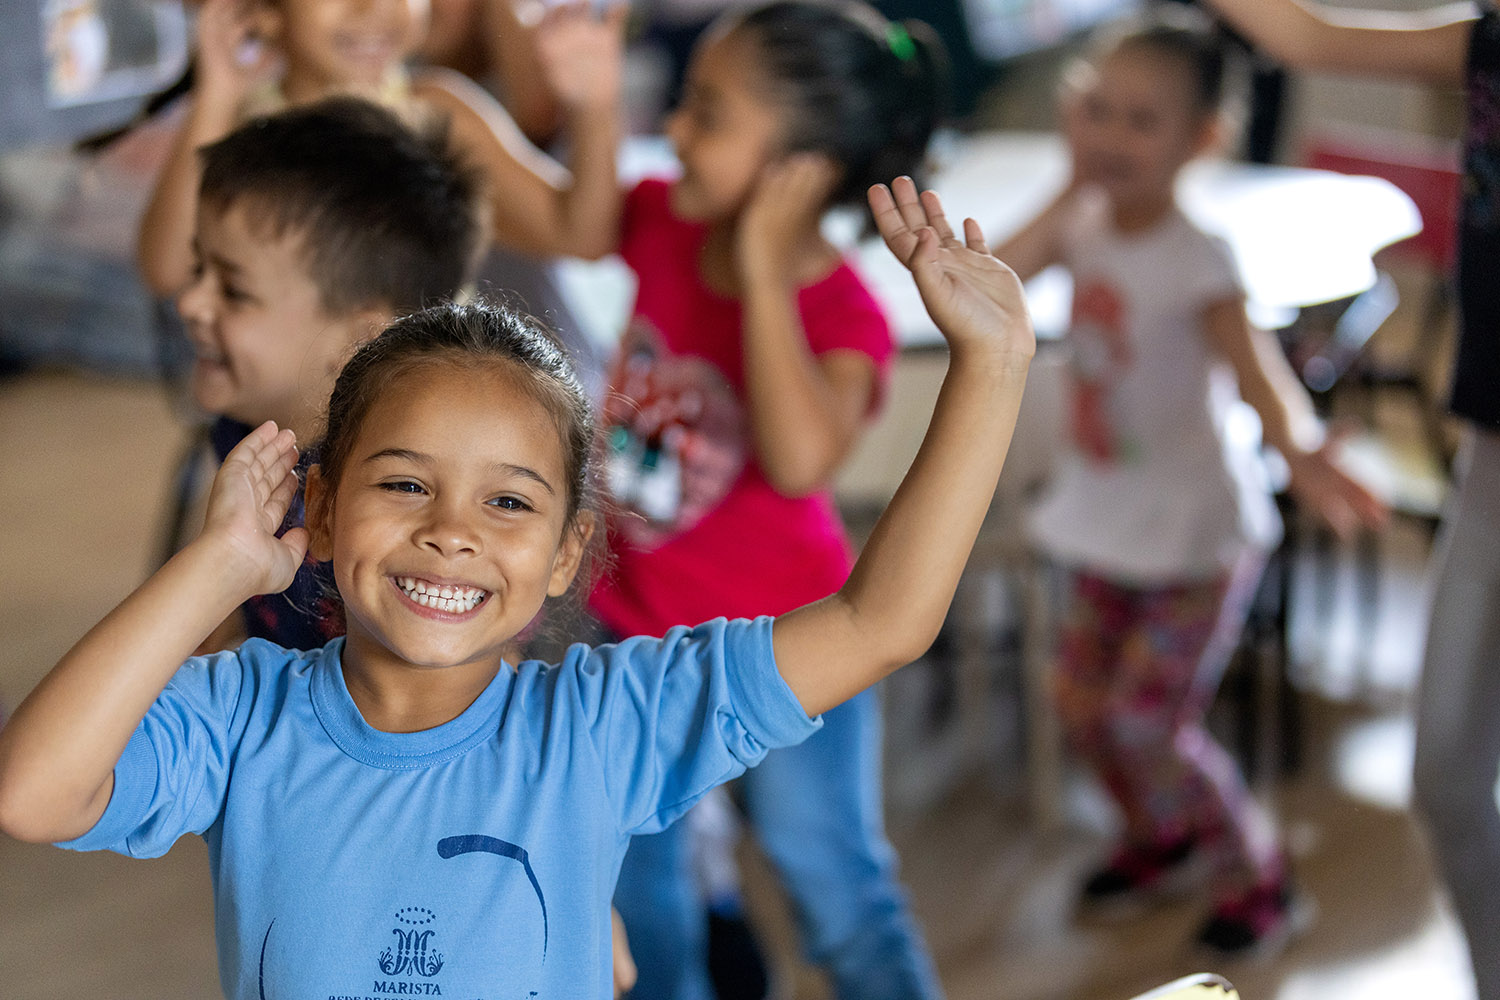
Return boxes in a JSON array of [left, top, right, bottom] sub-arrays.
[[602, 319, 748, 549]]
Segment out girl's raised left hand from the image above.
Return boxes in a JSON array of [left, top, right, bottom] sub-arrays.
[[869, 177, 1035, 369], [200, 420, 309, 597], [534, 2, 628, 112]]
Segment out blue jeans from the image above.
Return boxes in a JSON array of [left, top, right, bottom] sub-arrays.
[[614, 687, 944, 1000]]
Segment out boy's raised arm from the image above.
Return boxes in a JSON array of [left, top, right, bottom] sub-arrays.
[[0, 424, 305, 844], [773, 179, 1035, 717]]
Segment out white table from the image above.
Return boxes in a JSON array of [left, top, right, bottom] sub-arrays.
[[855, 130, 1422, 342], [558, 131, 1422, 351]]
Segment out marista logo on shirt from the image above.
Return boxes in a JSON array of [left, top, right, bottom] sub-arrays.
[[259, 835, 549, 1000]]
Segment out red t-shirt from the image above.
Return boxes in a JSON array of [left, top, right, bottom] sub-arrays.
[[588, 179, 894, 638]]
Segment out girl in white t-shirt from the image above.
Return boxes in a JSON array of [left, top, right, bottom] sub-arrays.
[[993, 9, 1385, 956]]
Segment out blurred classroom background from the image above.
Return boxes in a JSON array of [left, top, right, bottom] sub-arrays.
[[0, 0, 1477, 998]]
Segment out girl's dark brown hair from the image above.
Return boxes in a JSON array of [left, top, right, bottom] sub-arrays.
[[722, 0, 951, 212], [314, 300, 603, 592]]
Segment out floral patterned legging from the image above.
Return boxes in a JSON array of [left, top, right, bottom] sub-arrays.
[[1051, 552, 1283, 897]]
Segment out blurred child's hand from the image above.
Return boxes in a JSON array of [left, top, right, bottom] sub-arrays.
[[534, 2, 628, 112], [201, 421, 309, 597], [737, 153, 840, 282], [194, 0, 277, 109], [869, 177, 1035, 367], [1285, 434, 1390, 540]]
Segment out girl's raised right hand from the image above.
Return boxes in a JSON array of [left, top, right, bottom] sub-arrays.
[[194, 0, 277, 110], [869, 177, 1035, 369], [200, 421, 309, 598]]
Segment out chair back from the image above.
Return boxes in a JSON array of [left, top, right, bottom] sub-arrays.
[[1302, 130, 1461, 273]]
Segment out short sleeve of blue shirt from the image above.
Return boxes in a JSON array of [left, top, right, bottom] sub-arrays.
[[536, 615, 821, 835], [56, 642, 264, 858]]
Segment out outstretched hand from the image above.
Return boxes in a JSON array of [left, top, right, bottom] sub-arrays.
[[534, 2, 628, 112], [1285, 433, 1390, 540], [201, 421, 309, 597], [869, 177, 1035, 369]]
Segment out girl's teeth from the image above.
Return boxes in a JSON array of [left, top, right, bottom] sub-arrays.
[[398, 577, 485, 613]]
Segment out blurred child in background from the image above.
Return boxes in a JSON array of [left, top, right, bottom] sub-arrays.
[[137, 0, 624, 327], [993, 8, 1384, 956], [588, 2, 952, 996]]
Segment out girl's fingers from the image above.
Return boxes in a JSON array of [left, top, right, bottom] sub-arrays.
[[918, 189, 955, 243], [890, 176, 928, 234], [266, 465, 300, 524], [868, 184, 919, 261], [964, 217, 987, 252]]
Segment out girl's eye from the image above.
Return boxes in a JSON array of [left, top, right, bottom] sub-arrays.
[[487, 495, 533, 512], [379, 480, 427, 495]]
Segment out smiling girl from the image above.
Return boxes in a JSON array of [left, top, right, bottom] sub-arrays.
[[0, 180, 1033, 999], [137, 0, 625, 298]]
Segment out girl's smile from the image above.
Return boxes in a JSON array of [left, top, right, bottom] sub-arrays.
[[274, 0, 431, 100], [394, 576, 489, 616]]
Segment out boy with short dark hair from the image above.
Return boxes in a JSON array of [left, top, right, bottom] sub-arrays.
[[178, 95, 486, 650]]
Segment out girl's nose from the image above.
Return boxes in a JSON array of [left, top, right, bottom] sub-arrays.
[[415, 502, 481, 557]]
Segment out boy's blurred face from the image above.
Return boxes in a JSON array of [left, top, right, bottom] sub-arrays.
[[177, 201, 379, 438]]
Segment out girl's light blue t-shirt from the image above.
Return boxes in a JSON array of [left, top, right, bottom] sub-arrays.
[[59, 616, 817, 1000]]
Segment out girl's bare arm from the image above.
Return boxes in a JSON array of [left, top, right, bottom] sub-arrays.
[[415, 4, 627, 260], [735, 155, 880, 496], [1201, 0, 1475, 86], [773, 180, 1035, 716], [1203, 298, 1388, 539], [989, 181, 1077, 284], [0, 424, 306, 843], [137, 0, 272, 295]]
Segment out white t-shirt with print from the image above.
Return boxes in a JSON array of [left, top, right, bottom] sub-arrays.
[[1029, 194, 1281, 583]]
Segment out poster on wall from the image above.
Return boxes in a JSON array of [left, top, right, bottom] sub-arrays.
[[42, 0, 188, 107]]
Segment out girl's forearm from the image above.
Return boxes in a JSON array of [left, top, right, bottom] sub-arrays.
[[0, 535, 254, 843], [553, 100, 621, 260], [136, 95, 239, 296], [1203, 0, 1473, 84], [777, 347, 1029, 715], [1243, 326, 1324, 460], [738, 274, 868, 495]]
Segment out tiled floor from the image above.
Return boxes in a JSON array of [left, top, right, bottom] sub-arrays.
[[0, 367, 1477, 1000]]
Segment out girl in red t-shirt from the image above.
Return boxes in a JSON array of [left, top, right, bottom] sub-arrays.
[[590, 4, 950, 998]]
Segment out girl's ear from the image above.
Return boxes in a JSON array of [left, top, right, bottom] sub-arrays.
[[304, 465, 335, 562], [546, 511, 595, 598]]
